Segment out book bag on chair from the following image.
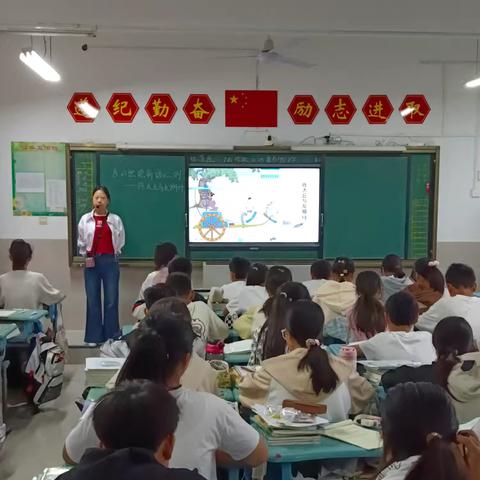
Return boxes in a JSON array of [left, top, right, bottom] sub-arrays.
[[25, 334, 65, 406]]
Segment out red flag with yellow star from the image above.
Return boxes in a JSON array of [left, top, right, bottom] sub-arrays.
[[225, 90, 277, 127]]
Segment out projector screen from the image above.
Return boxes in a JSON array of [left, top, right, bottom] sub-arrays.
[[188, 167, 320, 244]]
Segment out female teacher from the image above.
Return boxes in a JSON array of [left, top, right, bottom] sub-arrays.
[[77, 186, 125, 345]]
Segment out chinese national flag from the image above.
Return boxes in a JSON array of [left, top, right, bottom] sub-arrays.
[[225, 90, 278, 127]]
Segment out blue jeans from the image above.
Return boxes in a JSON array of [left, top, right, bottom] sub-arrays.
[[84, 254, 120, 343]]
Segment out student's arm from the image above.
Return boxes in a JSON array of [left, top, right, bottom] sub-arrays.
[[416, 299, 443, 332], [238, 367, 271, 407], [77, 216, 87, 256], [37, 274, 66, 306], [215, 437, 268, 467], [62, 445, 76, 465], [206, 305, 229, 340], [116, 216, 126, 252]]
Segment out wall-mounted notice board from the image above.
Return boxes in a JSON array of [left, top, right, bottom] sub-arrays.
[[12, 142, 67, 216]]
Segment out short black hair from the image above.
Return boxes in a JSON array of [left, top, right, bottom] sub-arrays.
[[168, 256, 193, 276], [166, 272, 192, 297], [445, 263, 476, 289], [229, 257, 251, 280], [9, 239, 33, 267], [311, 260, 332, 280], [93, 380, 179, 451], [385, 290, 419, 326], [382, 254, 406, 278], [144, 284, 176, 309], [265, 266, 293, 297], [154, 242, 178, 270], [246, 263, 268, 286], [92, 185, 111, 200]]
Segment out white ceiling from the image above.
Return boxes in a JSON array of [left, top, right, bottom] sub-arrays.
[[2, 0, 480, 38]]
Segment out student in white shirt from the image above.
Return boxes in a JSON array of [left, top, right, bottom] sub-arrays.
[[359, 291, 436, 364], [132, 242, 178, 319], [166, 273, 229, 343], [168, 257, 206, 303], [227, 263, 268, 314], [417, 263, 480, 340], [303, 259, 332, 297], [0, 239, 65, 332], [219, 257, 251, 302], [63, 311, 267, 480], [377, 382, 477, 480], [380, 254, 413, 303]]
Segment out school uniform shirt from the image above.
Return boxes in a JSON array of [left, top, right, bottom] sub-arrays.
[[77, 210, 125, 257], [417, 294, 480, 340], [381, 363, 437, 392], [359, 331, 436, 364], [448, 351, 480, 423], [227, 286, 268, 315], [132, 269, 169, 320], [0, 270, 65, 310], [381, 276, 414, 303], [376, 456, 420, 480], [303, 279, 328, 297], [65, 388, 259, 480], [220, 280, 246, 303], [239, 348, 375, 420], [313, 280, 357, 324], [187, 301, 229, 342], [57, 447, 206, 480]]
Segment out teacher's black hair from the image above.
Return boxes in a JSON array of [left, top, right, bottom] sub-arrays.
[[92, 185, 111, 200]]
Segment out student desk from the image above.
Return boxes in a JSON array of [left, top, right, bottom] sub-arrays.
[[265, 436, 382, 480], [0, 309, 47, 343], [224, 352, 250, 365]]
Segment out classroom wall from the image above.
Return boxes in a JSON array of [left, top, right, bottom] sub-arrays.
[[1, 34, 480, 333]]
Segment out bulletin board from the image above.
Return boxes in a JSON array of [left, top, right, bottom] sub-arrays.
[[12, 142, 68, 216]]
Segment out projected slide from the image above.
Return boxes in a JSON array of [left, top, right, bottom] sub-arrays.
[[188, 167, 320, 243]]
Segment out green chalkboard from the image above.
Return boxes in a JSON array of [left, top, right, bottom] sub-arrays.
[[323, 155, 408, 259]]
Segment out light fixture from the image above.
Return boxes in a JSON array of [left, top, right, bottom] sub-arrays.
[[465, 39, 480, 88], [19, 48, 61, 82], [76, 100, 99, 119], [400, 106, 415, 117]]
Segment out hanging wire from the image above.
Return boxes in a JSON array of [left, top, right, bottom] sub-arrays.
[[50, 37, 52, 63], [43, 36, 47, 57], [30, 35, 33, 50]]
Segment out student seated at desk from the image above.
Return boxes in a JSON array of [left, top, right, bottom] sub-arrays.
[[249, 281, 310, 366], [64, 311, 267, 479], [417, 263, 480, 340], [166, 273, 229, 343], [313, 257, 356, 324], [382, 316, 480, 423], [407, 258, 446, 312], [234, 265, 292, 339], [380, 254, 413, 303], [132, 242, 177, 319], [59, 380, 205, 480], [358, 291, 436, 364], [346, 271, 385, 342], [227, 263, 268, 315], [303, 259, 332, 297], [0, 239, 65, 331], [168, 256, 206, 303], [218, 256, 251, 303], [240, 301, 373, 421], [377, 382, 480, 480]]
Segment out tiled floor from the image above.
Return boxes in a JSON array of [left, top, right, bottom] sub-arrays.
[[0, 364, 85, 480]]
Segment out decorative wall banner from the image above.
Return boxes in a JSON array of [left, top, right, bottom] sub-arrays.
[[362, 95, 394, 125], [225, 90, 277, 127], [325, 95, 357, 125], [145, 94, 177, 124], [287, 95, 319, 125], [106, 93, 139, 123], [183, 94, 215, 124], [67, 92, 100, 123], [399, 95, 431, 124]]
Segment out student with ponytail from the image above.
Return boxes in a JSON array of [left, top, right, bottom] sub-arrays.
[[347, 271, 386, 342], [64, 309, 267, 479], [407, 258, 446, 311], [378, 382, 480, 480], [381, 254, 413, 302], [240, 300, 374, 421]]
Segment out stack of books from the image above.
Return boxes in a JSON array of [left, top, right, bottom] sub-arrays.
[[251, 404, 328, 446], [85, 357, 125, 387]]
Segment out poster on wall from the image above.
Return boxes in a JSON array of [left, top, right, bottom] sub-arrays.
[[12, 142, 67, 216]]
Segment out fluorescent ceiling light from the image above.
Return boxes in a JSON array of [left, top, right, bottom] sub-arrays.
[[400, 106, 415, 117], [19, 49, 61, 82], [76, 100, 99, 119], [465, 76, 480, 88]]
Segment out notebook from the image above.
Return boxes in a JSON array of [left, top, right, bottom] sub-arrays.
[[321, 420, 382, 450], [224, 339, 253, 355]]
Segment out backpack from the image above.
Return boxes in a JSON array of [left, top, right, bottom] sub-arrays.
[[25, 335, 65, 406]]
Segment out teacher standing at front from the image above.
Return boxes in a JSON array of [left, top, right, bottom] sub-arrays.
[[77, 186, 125, 345]]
